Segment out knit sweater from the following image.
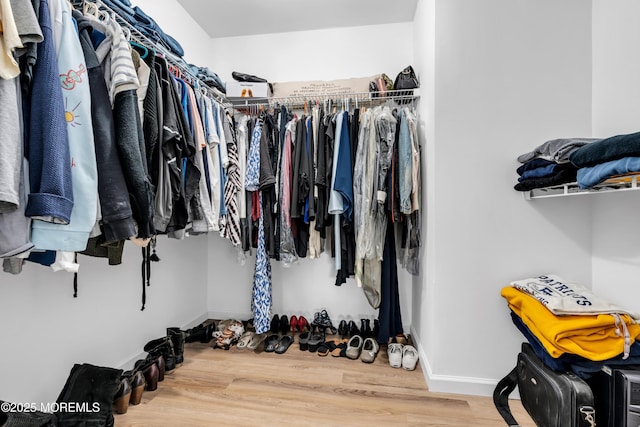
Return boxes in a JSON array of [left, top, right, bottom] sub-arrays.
[[24, 0, 73, 225]]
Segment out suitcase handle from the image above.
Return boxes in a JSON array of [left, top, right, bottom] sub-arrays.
[[493, 366, 522, 426]]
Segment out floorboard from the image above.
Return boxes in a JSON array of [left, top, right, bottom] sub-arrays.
[[116, 334, 536, 427]]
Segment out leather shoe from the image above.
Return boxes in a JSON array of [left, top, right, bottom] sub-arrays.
[[270, 314, 280, 334], [338, 320, 348, 337], [113, 378, 131, 414], [280, 315, 289, 335], [297, 315, 309, 332]]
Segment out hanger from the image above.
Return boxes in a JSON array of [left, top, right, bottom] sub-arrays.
[[83, 1, 99, 17], [129, 41, 149, 59]]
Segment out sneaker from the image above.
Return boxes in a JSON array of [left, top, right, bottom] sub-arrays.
[[402, 345, 419, 371], [360, 337, 379, 363], [387, 343, 404, 368], [346, 335, 363, 360]]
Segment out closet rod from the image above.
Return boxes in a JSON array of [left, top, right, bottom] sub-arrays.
[[81, 0, 231, 107], [230, 89, 420, 109]]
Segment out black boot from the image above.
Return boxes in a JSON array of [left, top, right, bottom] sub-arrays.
[[185, 321, 215, 344], [56, 363, 122, 427], [144, 337, 176, 373], [361, 319, 372, 337], [167, 327, 185, 364]]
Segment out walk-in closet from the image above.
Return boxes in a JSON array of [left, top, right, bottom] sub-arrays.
[[2, 0, 639, 426]]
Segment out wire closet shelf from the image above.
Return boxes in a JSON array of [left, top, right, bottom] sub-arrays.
[[229, 88, 420, 110]]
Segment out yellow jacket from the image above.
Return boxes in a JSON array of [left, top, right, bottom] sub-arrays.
[[501, 286, 640, 361]]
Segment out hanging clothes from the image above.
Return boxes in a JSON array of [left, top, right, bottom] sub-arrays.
[[31, 0, 98, 252], [74, 9, 136, 244], [278, 116, 298, 266], [377, 218, 404, 344], [221, 112, 242, 247]]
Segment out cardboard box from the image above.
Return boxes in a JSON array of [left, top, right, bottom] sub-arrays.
[[226, 81, 270, 99]]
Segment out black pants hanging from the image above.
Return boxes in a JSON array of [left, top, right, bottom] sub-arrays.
[[377, 221, 404, 344]]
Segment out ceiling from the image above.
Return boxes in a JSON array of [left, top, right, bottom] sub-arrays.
[[177, 0, 418, 39]]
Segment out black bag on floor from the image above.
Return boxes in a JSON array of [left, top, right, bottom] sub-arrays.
[[0, 401, 57, 427], [55, 363, 122, 427], [493, 342, 596, 427]]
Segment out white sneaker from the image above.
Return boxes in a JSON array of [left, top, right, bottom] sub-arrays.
[[402, 345, 419, 371], [387, 343, 404, 368]]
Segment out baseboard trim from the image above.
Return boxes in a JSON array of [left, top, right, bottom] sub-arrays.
[[409, 325, 498, 397]]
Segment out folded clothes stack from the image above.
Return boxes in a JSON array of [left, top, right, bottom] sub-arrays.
[[569, 131, 640, 188], [514, 131, 640, 191], [189, 64, 226, 93], [514, 138, 596, 191], [501, 274, 640, 379]]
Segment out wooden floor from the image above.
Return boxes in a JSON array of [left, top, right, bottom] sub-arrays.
[[116, 334, 536, 427]]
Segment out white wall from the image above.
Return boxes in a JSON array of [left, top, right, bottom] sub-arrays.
[[591, 0, 640, 311], [416, 0, 593, 395], [205, 23, 416, 327], [0, 236, 208, 404], [133, 0, 214, 67], [410, 0, 435, 389], [208, 22, 414, 85]]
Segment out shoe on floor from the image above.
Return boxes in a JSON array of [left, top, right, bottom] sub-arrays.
[[360, 337, 379, 363], [247, 333, 265, 350], [388, 343, 404, 368], [402, 345, 419, 371], [264, 334, 280, 353], [346, 335, 363, 360], [236, 331, 253, 350], [275, 335, 294, 354]]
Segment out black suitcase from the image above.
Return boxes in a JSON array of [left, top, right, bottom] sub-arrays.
[[587, 366, 640, 427], [493, 342, 596, 426]]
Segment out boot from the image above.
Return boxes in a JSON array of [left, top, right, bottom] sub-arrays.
[[167, 327, 185, 365], [361, 319, 372, 338], [373, 319, 380, 341], [134, 358, 159, 391], [56, 363, 122, 426], [144, 337, 176, 373], [185, 321, 215, 344]]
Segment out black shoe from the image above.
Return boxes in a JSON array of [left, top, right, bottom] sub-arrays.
[[185, 321, 214, 344], [338, 320, 348, 338], [361, 319, 372, 338], [373, 319, 380, 340], [348, 320, 359, 338], [280, 315, 289, 335], [270, 314, 280, 334], [167, 327, 185, 364], [143, 337, 176, 373]]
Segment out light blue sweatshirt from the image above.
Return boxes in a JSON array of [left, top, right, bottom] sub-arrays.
[[31, 0, 97, 251]]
